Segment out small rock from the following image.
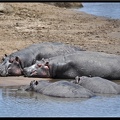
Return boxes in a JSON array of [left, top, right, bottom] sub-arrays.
[[0, 3, 14, 14]]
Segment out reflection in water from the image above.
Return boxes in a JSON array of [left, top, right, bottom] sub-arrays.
[[2, 85, 88, 102], [0, 86, 120, 117]]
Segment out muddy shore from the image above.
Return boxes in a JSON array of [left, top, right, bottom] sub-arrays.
[[0, 3, 120, 86]]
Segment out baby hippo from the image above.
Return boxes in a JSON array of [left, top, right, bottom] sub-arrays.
[[24, 80, 95, 98], [71, 76, 120, 94]]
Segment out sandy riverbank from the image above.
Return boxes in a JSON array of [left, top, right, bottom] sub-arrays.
[[0, 76, 53, 87], [0, 3, 120, 86]]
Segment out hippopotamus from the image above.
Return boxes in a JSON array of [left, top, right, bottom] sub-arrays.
[[0, 42, 83, 76], [23, 51, 120, 80], [23, 80, 95, 98], [71, 76, 120, 94]]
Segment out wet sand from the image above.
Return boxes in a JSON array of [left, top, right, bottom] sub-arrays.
[[0, 76, 120, 87], [0, 3, 120, 86], [0, 76, 53, 87]]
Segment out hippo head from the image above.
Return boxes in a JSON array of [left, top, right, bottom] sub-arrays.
[[23, 60, 50, 78], [0, 54, 23, 76], [26, 80, 51, 92], [18, 80, 39, 91], [25, 80, 39, 91]]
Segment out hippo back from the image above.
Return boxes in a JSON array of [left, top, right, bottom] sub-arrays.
[[79, 76, 120, 94], [37, 80, 95, 98]]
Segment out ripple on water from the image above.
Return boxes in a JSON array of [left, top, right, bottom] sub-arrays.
[[0, 86, 120, 117]]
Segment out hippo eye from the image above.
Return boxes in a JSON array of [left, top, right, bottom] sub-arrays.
[[35, 81, 38, 85], [9, 59, 13, 63]]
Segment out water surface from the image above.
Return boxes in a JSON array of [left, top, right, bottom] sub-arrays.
[[0, 86, 120, 117], [78, 2, 120, 19]]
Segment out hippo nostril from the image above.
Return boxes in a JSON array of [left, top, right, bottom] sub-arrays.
[[30, 70, 37, 76]]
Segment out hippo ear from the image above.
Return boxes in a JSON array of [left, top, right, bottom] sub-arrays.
[[30, 80, 35, 86], [75, 76, 80, 83], [15, 56, 22, 65], [5, 54, 7, 57], [2, 54, 8, 61], [15, 56, 23, 69], [35, 81, 38, 85], [45, 61, 49, 66], [15, 56, 20, 62]]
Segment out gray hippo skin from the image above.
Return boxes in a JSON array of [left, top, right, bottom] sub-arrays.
[[71, 76, 120, 94], [0, 42, 83, 76], [23, 51, 120, 80], [24, 80, 95, 98]]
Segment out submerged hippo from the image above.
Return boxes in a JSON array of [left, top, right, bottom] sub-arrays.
[[0, 42, 83, 76], [71, 76, 120, 94], [23, 80, 95, 98], [23, 51, 120, 80]]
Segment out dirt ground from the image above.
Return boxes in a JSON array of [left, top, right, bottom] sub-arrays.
[[0, 3, 120, 86]]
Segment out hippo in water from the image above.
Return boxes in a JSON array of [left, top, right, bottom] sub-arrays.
[[23, 80, 95, 98], [23, 51, 120, 80], [0, 42, 83, 76], [71, 76, 120, 94]]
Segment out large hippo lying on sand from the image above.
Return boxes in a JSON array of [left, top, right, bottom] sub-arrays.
[[71, 76, 120, 94], [23, 51, 120, 80], [0, 42, 83, 76], [22, 80, 95, 98]]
